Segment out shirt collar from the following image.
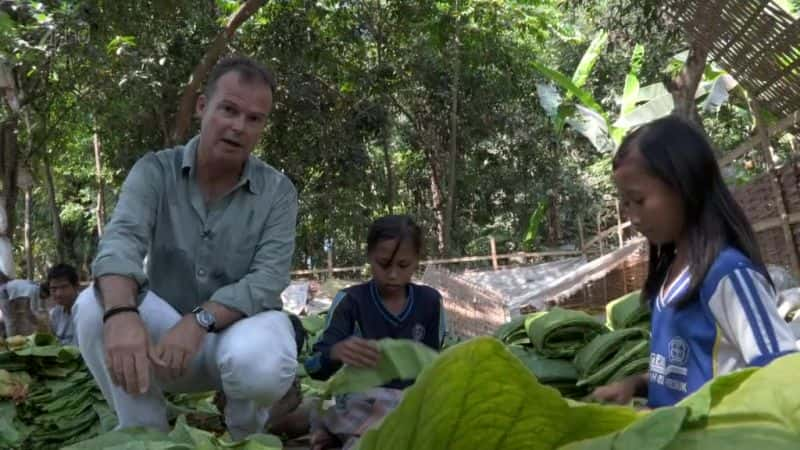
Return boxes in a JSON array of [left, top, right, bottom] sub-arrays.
[[180, 135, 259, 195]]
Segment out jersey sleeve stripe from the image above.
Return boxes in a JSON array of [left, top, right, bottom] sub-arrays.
[[729, 270, 772, 354], [736, 269, 780, 353]]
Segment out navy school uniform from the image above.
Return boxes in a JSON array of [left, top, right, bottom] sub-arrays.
[[304, 280, 446, 389], [648, 247, 797, 408]]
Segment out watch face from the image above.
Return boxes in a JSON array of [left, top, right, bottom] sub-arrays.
[[196, 309, 215, 330]]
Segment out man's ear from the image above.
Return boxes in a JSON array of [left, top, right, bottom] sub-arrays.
[[195, 94, 207, 118]]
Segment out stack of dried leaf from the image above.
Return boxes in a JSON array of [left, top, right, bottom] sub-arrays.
[[0, 333, 115, 449], [495, 299, 651, 398]]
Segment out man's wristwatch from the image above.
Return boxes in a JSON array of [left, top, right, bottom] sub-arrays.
[[192, 306, 216, 332]]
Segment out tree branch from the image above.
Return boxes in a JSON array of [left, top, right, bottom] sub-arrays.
[[172, 0, 268, 143]]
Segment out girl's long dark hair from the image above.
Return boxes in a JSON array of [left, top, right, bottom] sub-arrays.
[[613, 115, 768, 306]]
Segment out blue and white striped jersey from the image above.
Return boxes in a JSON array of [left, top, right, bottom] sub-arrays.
[[648, 247, 796, 408]]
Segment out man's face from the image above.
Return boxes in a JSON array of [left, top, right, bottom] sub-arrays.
[[48, 277, 78, 308], [195, 71, 273, 169]]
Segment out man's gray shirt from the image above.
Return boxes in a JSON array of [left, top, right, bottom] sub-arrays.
[[92, 136, 298, 316]]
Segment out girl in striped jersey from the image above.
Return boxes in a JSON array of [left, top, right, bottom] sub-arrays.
[[593, 116, 796, 408]]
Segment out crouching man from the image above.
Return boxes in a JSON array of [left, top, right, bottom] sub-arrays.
[[73, 56, 298, 440]]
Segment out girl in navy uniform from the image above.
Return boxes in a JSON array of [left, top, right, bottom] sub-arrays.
[[305, 214, 446, 449], [593, 116, 796, 408]]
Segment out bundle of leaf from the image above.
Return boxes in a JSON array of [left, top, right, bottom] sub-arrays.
[[526, 308, 608, 358], [604, 291, 650, 331], [494, 312, 544, 346], [18, 370, 113, 448], [508, 345, 583, 397], [573, 328, 649, 389], [0, 333, 116, 449]]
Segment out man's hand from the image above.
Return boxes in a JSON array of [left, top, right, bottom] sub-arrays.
[[330, 337, 381, 368], [104, 312, 160, 395], [152, 315, 207, 381]]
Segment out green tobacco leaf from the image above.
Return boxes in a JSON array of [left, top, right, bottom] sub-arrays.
[[300, 315, 326, 335], [700, 353, 800, 430], [0, 401, 28, 447], [168, 415, 217, 449], [325, 339, 438, 396], [677, 368, 756, 425], [357, 338, 638, 450], [665, 426, 798, 449], [357, 337, 572, 450]]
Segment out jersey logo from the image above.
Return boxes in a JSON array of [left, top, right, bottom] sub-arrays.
[[412, 323, 426, 341], [668, 337, 689, 365]]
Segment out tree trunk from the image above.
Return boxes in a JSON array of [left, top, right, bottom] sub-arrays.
[[443, 12, 460, 257], [43, 159, 65, 262], [669, 41, 708, 126], [23, 188, 32, 279], [172, 0, 268, 143], [93, 130, 106, 236], [430, 173, 446, 256], [1, 120, 19, 242], [380, 116, 395, 212]]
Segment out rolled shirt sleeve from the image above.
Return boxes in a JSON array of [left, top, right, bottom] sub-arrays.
[[210, 176, 298, 316], [91, 153, 160, 290]]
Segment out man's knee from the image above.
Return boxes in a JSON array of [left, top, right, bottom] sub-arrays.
[[219, 313, 297, 404], [73, 286, 103, 338]]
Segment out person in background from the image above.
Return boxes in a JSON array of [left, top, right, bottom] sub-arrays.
[[46, 263, 81, 345], [592, 116, 796, 408], [305, 214, 447, 450], [0, 271, 47, 337]]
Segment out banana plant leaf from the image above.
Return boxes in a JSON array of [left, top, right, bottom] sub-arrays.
[[325, 339, 439, 397], [526, 308, 608, 358]]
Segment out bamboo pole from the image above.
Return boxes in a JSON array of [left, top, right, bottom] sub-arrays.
[[616, 199, 624, 249], [752, 100, 800, 276], [489, 236, 498, 271]]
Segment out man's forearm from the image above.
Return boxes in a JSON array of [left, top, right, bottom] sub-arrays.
[[96, 275, 138, 310]]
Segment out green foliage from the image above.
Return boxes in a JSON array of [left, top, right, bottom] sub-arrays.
[[324, 339, 439, 397], [357, 337, 800, 450]]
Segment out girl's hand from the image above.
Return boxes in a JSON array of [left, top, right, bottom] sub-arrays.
[[330, 337, 381, 368], [591, 373, 647, 405]]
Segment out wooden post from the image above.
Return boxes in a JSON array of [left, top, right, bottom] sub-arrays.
[[752, 101, 800, 276], [489, 236, 498, 271], [615, 199, 624, 249], [327, 250, 333, 279], [24, 189, 33, 280], [577, 217, 586, 257], [597, 213, 608, 301]]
